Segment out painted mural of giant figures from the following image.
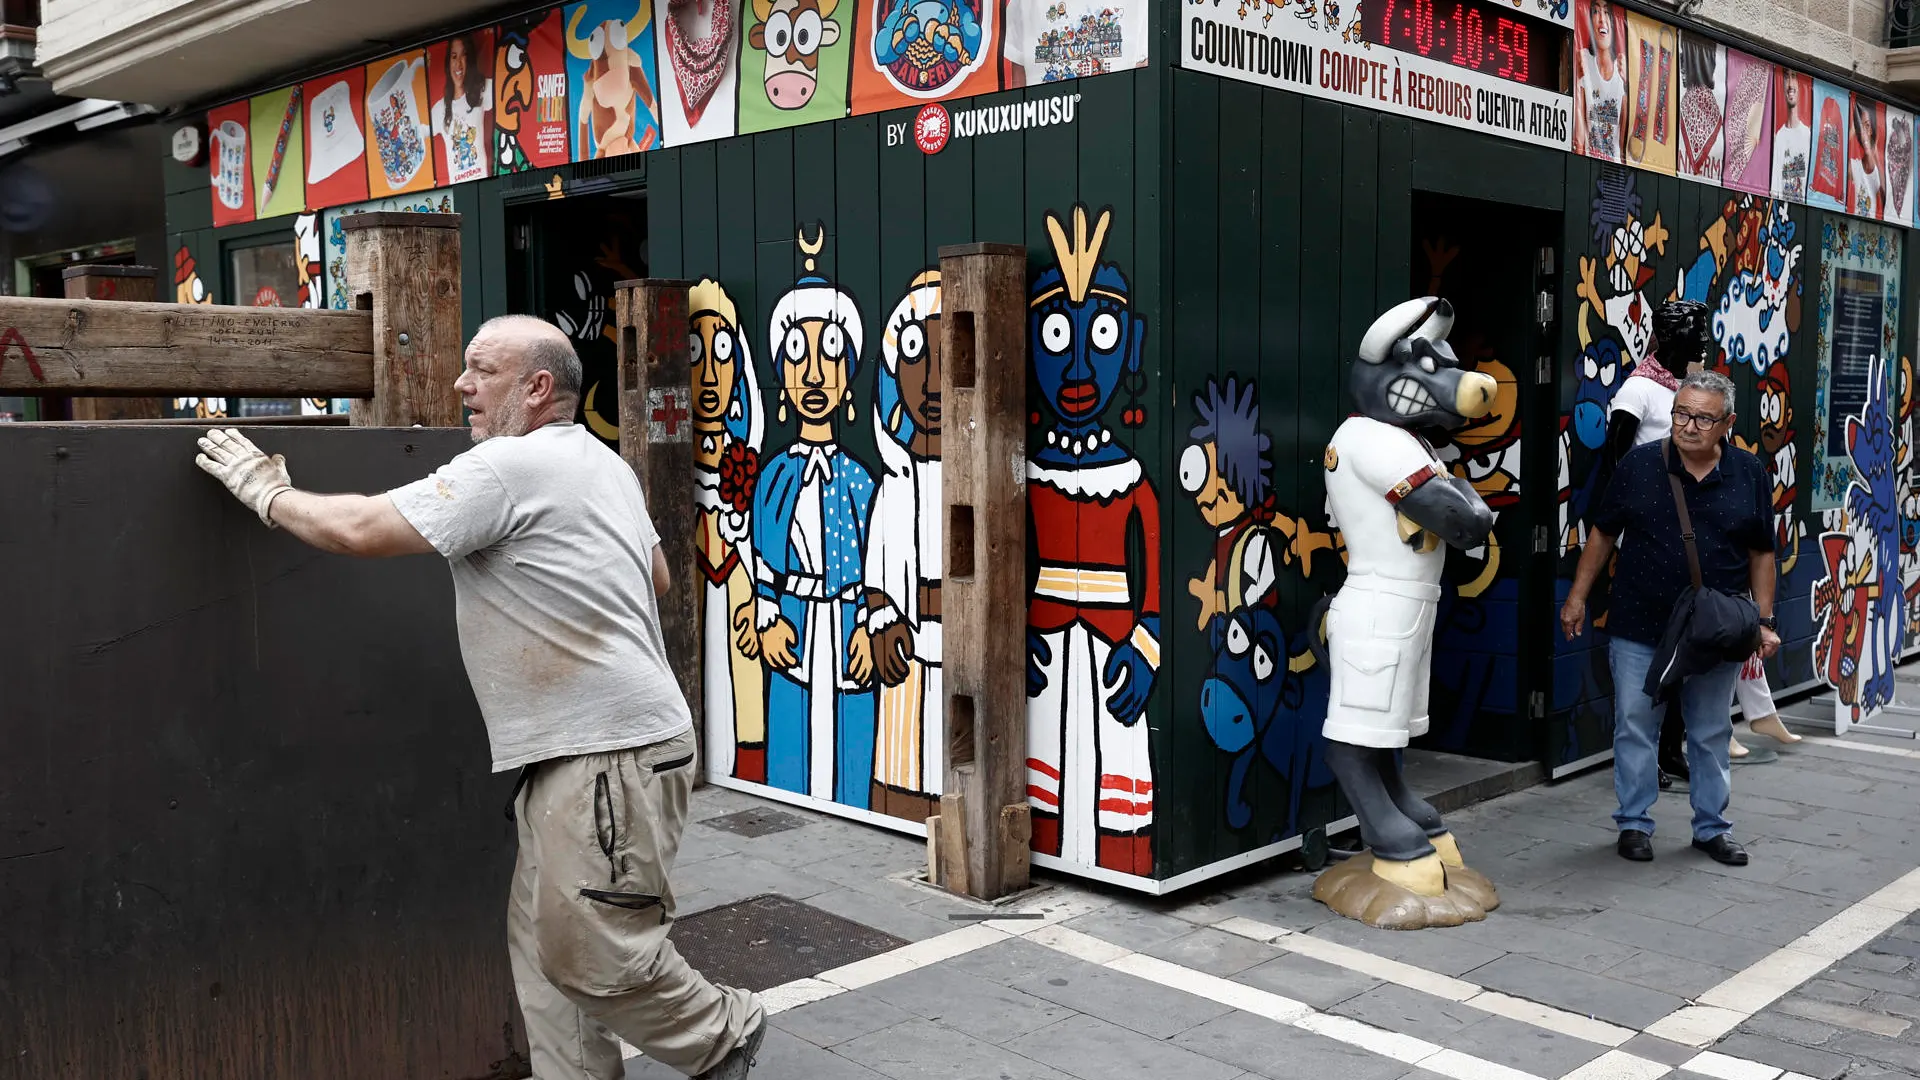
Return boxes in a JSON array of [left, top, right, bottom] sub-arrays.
[[864, 271, 946, 822], [691, 278, 770, 783], [749, 229, 881, 808], [1026, 205, 1162, 877]]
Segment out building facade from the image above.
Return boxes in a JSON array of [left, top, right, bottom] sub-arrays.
[[39, 0, 1920, 889]]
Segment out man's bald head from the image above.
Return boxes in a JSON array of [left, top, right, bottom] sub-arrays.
[[474, 314, 584, 404]]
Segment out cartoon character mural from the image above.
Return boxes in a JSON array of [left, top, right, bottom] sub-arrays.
[[864, 270, 946, 822], [749, 0, 844, 109], [565, 1, 662, 158], [294, 212, 324, 309], [1025, 204, 1160, 877], [691, 278, 769, 785], [1181, 376, 1279, 629], [1710, 198, 1801, 375], [1898, 355, 1920, 642], [873, 0, 984, 93], [1812, 356, 1904, 723], [749, 227, 880, 808]]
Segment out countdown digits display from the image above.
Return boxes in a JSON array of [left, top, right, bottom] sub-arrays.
[[1362, 0, 1561, 91]]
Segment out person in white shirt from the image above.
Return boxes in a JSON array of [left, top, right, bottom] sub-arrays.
[[1576, 0, 1627, 161], [433, 33, 494, 185], [1850, 96, 1884, 218], [1771, 75, 1811, 201]]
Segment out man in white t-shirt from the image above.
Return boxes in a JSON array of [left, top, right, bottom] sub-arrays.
[[1771, 75, 1811, 201], [193, 315, 765, 1080]]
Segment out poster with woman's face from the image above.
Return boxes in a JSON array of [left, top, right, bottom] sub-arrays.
[[1623, 12, 1676, 174], [1676, 32, 1723, 183], [1769, 69, 1812, 203], [1886, 108, 1915, 226], [1848, 94, 1887, 219], [1573, 0, 1627, 162], [428, 30, 496, 186], [1720, 50, 1772, 194]]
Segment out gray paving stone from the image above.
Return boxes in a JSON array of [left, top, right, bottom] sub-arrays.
[[1171, 1010, 1409, 1080], [1200, 887, 1344, 934], [670, 850, 840, 905], [1330, 982, 1483, 1041], [1711, 1032, 1851, 1079], [1709, 893, 1853, 947], [1815, 1031, 1920, 1075], [1572, 907, 1778, 970], [804, 886, 957, 942], [1870, 938, 1920, 963], [1839, 1065, 1920, 1080], [1062, 905, 1205, 953], [1001, 950, 1235, 1039], [1865, 990, 1920, 1021], [1739, 1008, 1844, 1047], [1007, 1014, 1246, 1080], [1793, 980, 1877, 1006], [1602, 948, 1739, 999], [948, 938, 1078, 983], [1307, 915, 1508, 976], [1470, 952, 1687, 1029], [835, 1018, 1076, 1080], [1774, 995, 1911, 1038], [1233, 950, 1383, 1010], [627, 1026, 891, 1080], [1439, 910, 1643, 974], [775, 990, 919, 1049], [1620, 1033, 1704, 1066], [1141, 927, 1287, 977], [1443, 1014, 1608, 1076], [1822, 964, 1920, 997], [861, 963, 1076, 1045]]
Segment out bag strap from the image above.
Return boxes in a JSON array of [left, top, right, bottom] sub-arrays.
[[1664, 439, 1704, 590]]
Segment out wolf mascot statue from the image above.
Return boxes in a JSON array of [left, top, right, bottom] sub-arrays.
[[1313, 296, 1502, 929]]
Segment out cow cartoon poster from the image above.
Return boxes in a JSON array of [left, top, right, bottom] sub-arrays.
[[494, 8, 573, 171], [563, 0, 664, 159], [737, 0, 853, 132], [659, 0, 742, 142], [850, 0, 1000, 116]]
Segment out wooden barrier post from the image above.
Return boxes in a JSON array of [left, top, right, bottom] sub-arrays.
[[928, 244, 1030, 901], [341, 212, 464, 428], [614, 279, 704, 785], [61, 265, 165, 421]]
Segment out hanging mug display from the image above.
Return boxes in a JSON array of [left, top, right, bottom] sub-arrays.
[[367, 54, 432, 191], [213, 121, 248, 210]]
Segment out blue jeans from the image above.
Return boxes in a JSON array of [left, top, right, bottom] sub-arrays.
[[1608, 637, 1740, 841]]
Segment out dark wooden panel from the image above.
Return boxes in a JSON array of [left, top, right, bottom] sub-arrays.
[[1337, 111, 1380, 391], [715, 139, 759, 316], [754, 129, 796, 244], [923, 113, 976, 254], [1410, 124, 1567, 211], [0, 426, 520, 1080], [972, 96, 1026, 258], [650, 149, 686, 278], [680, 142, 723, 281]]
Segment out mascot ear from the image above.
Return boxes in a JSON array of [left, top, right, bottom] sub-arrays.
[[1359, 296, 1450, 364]]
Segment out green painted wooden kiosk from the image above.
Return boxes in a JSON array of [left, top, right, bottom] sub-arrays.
[[158, 0, 1920, 892]]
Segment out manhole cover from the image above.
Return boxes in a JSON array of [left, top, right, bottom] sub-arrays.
[[669, 894, 907, 991], [697, 807, 810, 838]]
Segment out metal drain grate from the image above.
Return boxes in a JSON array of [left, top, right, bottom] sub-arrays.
[[669, 894, 907, 991], [697, 807, 810, 838]]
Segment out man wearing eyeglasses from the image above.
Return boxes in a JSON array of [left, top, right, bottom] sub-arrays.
[[1560, 370, 1779, 867]]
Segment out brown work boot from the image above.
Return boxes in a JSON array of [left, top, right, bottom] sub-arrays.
[[696, 1013, 766, 1080]]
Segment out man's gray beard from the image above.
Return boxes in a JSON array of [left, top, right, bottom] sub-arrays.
[[475, 397, 531, 442]]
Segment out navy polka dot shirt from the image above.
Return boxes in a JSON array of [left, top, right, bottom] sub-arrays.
[[1591, 440, 1777, 646]]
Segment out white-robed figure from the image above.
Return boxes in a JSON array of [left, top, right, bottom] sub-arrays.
[[690, 278, 768, 783], [750, 234, 880, 809], [863, 271, 946, 821]]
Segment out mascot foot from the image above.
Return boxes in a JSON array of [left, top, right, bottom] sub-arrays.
[[1429, 833, 1501, 913], [1313, 852, 1490, 929]]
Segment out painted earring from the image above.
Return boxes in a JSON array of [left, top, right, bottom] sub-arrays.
[[778, 399, 788, 424], [846, 393, 856, 421], [1121, 370, 1148, 428]]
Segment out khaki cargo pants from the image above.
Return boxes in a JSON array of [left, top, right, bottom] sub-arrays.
[[508, 728, 763, 1078]]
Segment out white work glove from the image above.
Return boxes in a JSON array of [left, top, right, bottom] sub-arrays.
[[195, 428, 293, 528]]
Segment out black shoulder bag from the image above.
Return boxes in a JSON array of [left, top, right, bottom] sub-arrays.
[[1644, 440, 1761, 703]]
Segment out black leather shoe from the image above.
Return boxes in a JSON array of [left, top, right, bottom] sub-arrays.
[[1692, 834, 1749, 866], [1659, 754, 1690, 782], [1617, 830, 1653, 861], [1657, 770, 1673, 790]]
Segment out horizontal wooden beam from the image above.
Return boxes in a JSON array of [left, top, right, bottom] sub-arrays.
[[0, 297, 375, 397]]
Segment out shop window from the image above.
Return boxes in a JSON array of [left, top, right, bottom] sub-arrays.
[[226, 239, 303, 417]]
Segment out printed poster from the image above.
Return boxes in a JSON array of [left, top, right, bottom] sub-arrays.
[[249, 86, 306, 217], [1004, 0, 1147, 88], [1809, 79, 1850, 211], [1622, 12, 1675, 174], [737, 0, 853, 132], [1770, 67, 1812, 203], [1572, 0, 1627, 162], [494, 8, 573, 172], [208, 100, 255, 226], [564, 1, 663, 160], [1887, 107, 1915, 226], [304, 68, 369, 207], [320, 191, 458, 311], [1676, 33, 1723, 183], [657, 0, 741, 142], [1848, 94, 1887, 220], [1812, 219, 1901, 509], [364, 50, 439, 198], [1720, 50, 1771, 195], [851, 0, 1000, 115], [428, 29, 496, 186]]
